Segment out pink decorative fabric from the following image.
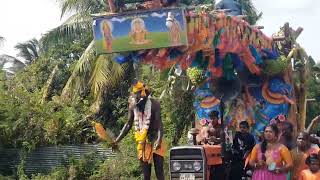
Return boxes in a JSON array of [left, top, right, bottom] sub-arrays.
[[252, 169, 286, 180]]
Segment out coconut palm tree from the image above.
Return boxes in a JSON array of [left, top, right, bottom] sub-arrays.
[[0, 37, 26, 76], [14, 38, 39, 63], [40, 0, 124, 115], [314, 63, 320, 82], [237, 0, 262, 25], [0, 54, 25, 76]]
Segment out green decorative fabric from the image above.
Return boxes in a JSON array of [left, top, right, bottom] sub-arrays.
[[223, 54, 236, 80], [213, 29, 223, 47]]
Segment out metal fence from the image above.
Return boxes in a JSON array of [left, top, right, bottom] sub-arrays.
[[0, 144, 114, 175]]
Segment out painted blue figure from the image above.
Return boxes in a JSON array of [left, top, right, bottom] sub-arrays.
[[269, 78, 292, 95], [215, 0, 243, 16]]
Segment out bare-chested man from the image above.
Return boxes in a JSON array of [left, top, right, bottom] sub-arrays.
[[114, 81, 165, 180]]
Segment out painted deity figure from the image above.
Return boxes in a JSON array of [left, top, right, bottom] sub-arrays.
[[114, 81, 164, 180], [229, 99, 253, 131], [101, 20, 113, 52], [166, 12, 182, 46], [129, 18, 151, 45]]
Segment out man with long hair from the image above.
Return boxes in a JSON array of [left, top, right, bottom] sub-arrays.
[[114, 81, 164, 180]]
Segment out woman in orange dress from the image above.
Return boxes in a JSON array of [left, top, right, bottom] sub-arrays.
[[299, 154, 320, 180], [249, 124, 293, 180], [291, 132, 320, 180]]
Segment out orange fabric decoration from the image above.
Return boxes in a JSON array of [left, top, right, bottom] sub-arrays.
[[94, 122, 114, 143], [137, 140, 166, 163]]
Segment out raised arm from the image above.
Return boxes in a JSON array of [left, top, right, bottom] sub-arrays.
[[306, 115, 320, 133], [115, 106, 134, 143]]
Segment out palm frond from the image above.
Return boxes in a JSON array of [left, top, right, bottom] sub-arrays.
[[14, 38, 39, 63], [14, 45, 32, 62], [41, 65, 59, 104], [89, 54, 125, 99], [39, 13, 92, 52], [61, 40, 96, 100], [238, 0, 262, 25], [58, 0, 105, 19], [27, 39, 39, 58], [313, 63, 320, 72]]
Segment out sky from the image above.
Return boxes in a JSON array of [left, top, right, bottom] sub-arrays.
[[0, 0, 320, 62], [0, 0, 64, 61]]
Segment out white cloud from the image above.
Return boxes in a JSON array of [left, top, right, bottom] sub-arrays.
[[253, 0, 320, 62], [215, 1, 320, 61], [0, 0, 64, 59]]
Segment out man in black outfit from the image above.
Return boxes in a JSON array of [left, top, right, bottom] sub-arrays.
[[229, 121, 255, 180]]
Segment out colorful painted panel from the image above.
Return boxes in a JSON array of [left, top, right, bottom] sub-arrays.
[[93, 8, 188, 54], [193, 77, 293, 142], [193, 82, 221, 122]]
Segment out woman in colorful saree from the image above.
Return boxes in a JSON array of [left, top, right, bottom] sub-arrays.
[[249, 124, 293, 180]]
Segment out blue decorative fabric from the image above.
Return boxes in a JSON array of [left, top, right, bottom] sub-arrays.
[[262, 48, 280, 60], [193, 83, 221, 120], [230, 53, 244, 71], [249, 85, 289, 140], [169, 48, 183, 60], [113, 54, 130, 64], [215, 0, 242, 16], [269, 78, 292, 95], [249, 45, 263, 64]]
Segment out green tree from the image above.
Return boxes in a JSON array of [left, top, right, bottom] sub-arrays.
[[14, 38, 39, 63], [238, 0, 262, 25], [306, 61, 320, 132], [40, 0, 125, 117]]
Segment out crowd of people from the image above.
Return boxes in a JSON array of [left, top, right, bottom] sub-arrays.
[[196, 113, 320, 180]]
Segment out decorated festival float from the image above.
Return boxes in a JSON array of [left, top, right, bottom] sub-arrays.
[[93, 0, 311, 179]]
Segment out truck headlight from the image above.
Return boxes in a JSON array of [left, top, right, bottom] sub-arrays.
[[172, 161, 181, 172], [193, 161, 201, 171]]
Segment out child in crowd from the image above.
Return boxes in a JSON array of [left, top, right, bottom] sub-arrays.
[[299, 154, 320, 180]]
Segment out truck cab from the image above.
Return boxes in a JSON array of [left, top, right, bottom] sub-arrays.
[[169, 145, 223, 180]]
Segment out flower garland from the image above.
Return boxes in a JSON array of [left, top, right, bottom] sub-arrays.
[[133, 96, 152, 156]]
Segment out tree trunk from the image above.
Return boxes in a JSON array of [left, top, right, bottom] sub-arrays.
[[298, 58, 307, 131], [283, 62, 299, 135]]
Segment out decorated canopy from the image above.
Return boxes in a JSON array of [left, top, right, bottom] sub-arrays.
[[93, 6, 294, 137]]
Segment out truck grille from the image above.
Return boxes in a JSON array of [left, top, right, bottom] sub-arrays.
[[170, 148, 203, 160], [170, 147, 205, 179]]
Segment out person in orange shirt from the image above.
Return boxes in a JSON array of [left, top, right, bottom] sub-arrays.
[[299, 154, 320, 180], [291, 132, 320, 180]]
